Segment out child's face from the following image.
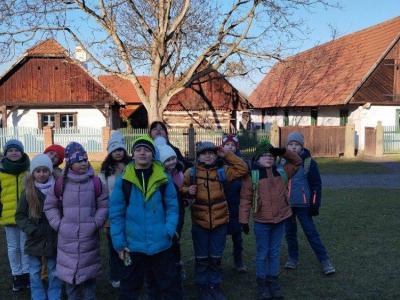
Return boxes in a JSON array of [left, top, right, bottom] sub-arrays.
[[6, 148, 22, 161], [287, 141, 303, 154], [46, 150, 60, 166], [163, 156, 177, 172], [150, 124, 167, 139], [257, 153, 275, 168], [111, 149, 126, 161], [33, 167, 51, 183], [71, 159, 89, 174], [133, 146, 153, 168], [223, 141, 236, 153], [198, 150, 217, 165]]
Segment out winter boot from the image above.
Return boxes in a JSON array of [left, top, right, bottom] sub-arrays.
[[22, 273, 30, 289], [12, 275, 23, 292], [321, 259, 335, 275], [284, 257, 298, 270], [266, 276, 283, 299], [256, 278, 272, 300]]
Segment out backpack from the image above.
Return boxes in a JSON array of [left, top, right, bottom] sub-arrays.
[[251, 167, 288, 213]]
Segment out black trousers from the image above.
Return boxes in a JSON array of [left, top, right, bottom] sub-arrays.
[[119, 246, 182, 300]]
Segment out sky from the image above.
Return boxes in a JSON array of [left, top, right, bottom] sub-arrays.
[[231, 0, 400, 95]]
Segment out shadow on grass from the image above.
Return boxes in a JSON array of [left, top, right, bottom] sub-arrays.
[[1, 188, 399, 299]]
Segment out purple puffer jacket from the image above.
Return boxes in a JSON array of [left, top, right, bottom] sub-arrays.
[[44, 167, 108, 285]]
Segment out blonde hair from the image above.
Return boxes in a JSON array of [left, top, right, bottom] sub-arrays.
[[24, 173, 41, 219]]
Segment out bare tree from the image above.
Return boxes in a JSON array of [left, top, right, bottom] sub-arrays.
[[0, 0, 337, 124]]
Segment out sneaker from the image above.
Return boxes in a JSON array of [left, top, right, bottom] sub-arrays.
[[321, 259, 336, 275], [12, 275, 23, 292], [22, 273, 30, 289], [110, 280, 120, 288], [235, 262, 248, 273], [284, 257, 298, 270]]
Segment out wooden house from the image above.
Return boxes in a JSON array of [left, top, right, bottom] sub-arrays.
[[247, 16, 400, 150]]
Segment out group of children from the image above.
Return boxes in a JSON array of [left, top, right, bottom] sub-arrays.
[[0, 120, 335, 300]]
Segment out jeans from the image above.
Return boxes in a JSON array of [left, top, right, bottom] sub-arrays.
[[28, 255, 61, 300], [231, 231, 243, 264], [192, 224, 227, 286], [285, 207, 329, 263], [65, 279, 96, 300], [254, 221, 285, 278], [119, 247, 182, 300], [4, 225, 29, 275]]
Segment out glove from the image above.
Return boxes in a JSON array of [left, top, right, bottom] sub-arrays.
[[270, 147, 286, 157], [309, 205, 319, 216], [240, 223, 250, 235]]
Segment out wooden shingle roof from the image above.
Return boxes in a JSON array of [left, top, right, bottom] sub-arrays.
[[249, 16, 400, 108]]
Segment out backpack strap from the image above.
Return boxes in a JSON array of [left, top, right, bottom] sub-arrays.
[[251, 169, 260, 213], [55, 176, 102, 199], [216, 167, 226, 182], [54, 177, 63, 199], [276, 167, 288, 186], [303, 157, 312, 175], [189, 167, 196, 185], [92, 176, 102, 199]]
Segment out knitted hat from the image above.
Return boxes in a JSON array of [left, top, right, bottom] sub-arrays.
[[132, 135, 156, 157], [65, 142, 88, 165], [253, 139, 274, 160], [287, 131, 304, 147], [154, 136, 177, 164], [30, 154, 53, 174], [222, 134, 240, 148], [196, 141, 217, 155], [107, 131, 126, 154], [44, 144, 65, 166], [3, 139, 24, 155]]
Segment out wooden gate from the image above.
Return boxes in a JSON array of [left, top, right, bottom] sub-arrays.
[[279, 126, 345, 157], [383, 126, 400, 153], [364, 127, 376, 156]]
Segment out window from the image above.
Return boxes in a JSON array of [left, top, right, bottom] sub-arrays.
[[283, 110, 289, 126], [340, 109, 349, 126], [38, 112, 77, 128], [311, 108, 318, 126]]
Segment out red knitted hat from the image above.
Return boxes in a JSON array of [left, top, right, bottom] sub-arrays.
[[44, 144, 65, 166], [222, 134, 239, 148]]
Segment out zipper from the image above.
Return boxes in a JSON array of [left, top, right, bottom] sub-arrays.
[[206, 170, 212, 230], [16, 174, 19, 202], [73, 183, 80, 282]]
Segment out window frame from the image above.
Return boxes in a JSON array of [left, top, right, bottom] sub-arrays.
[[37, 112, 77, 129]]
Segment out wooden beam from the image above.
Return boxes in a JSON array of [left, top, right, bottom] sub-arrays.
[[1, 105, 7, 128], [394, 45, 400, 98]]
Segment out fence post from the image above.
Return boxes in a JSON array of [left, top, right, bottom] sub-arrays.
[[188, 124, 196, 161], [270, 121, 280, 147], [43, 126, 54, 149], [102, 127, 111, 154], [375, 121, 384, 157], [344, 122, 355, 158]]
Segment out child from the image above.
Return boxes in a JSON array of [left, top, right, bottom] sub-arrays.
[[99, 131, 131, 288], [44, 142, 108, 299], [44, 144, 65, 178], [15, 154, 61, 300], [284, 132, 335, 275], [181, 141, 248, 300], [109, 135, 181, 300], [0, 139, 30, 292], [221, 134, 247, 273], [239, 140, 302, 300]]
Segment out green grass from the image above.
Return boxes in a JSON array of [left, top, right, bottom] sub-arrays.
[[315, 158, 392, 175], [1, 187, 399, 299]]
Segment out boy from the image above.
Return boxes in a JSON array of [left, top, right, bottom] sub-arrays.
[[181, 141, 248, 300], [44, 144, 65, 178], [239, 140, 302, 300], [109, 135, 181, 300], [284, 132, 335, 275]]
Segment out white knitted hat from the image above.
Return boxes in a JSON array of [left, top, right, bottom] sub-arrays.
[[154, 136, 177, 164], [30, 154, 53, 174]]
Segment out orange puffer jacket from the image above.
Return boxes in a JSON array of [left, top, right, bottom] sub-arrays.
[[181, 152, 248, 230]]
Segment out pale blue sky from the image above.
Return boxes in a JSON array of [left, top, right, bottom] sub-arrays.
[[232, 0, 400, 95]]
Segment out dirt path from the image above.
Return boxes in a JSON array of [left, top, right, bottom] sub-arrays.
[[322, 162, 400, 188]]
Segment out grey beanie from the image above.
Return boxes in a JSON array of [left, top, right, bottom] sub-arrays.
[[196, 141, 217, 155], [3, 139, 24, 155], [287, 132, 304, 147]]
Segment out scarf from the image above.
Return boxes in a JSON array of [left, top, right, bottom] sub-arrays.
[[34, 176, 55, 196], [1, 153, 30, 175]]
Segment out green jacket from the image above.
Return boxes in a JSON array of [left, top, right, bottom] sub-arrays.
[[15, 188, 58, 257]]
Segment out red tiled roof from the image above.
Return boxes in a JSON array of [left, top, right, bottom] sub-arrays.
[[249, 16, 400, 108], [26, 39, 67, 57], [99, 72, 250, 112]]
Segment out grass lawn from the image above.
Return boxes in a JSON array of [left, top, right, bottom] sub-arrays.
[[315, 158, 392, 175], [0, 187, 399, 299]]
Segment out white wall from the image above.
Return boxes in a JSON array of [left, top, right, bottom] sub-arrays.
[[7, 108, 107, 128], [317, 107, 341, 126]]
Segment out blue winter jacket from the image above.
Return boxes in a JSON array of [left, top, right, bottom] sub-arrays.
[[288, 148, 322, 208], [109, 161, 179, 255]]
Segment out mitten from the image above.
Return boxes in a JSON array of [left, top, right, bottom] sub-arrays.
[[270, 147, 286, 157], [240, 223, 250, 235]]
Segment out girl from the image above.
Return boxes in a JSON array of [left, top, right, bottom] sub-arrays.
[[15, 154, 61, 300], [239, 140, 302, 300], [44, 144, 65, 178], [44, 142, 108, 300], [99, 131, 131, 288], [0, 139, 30, 292]]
